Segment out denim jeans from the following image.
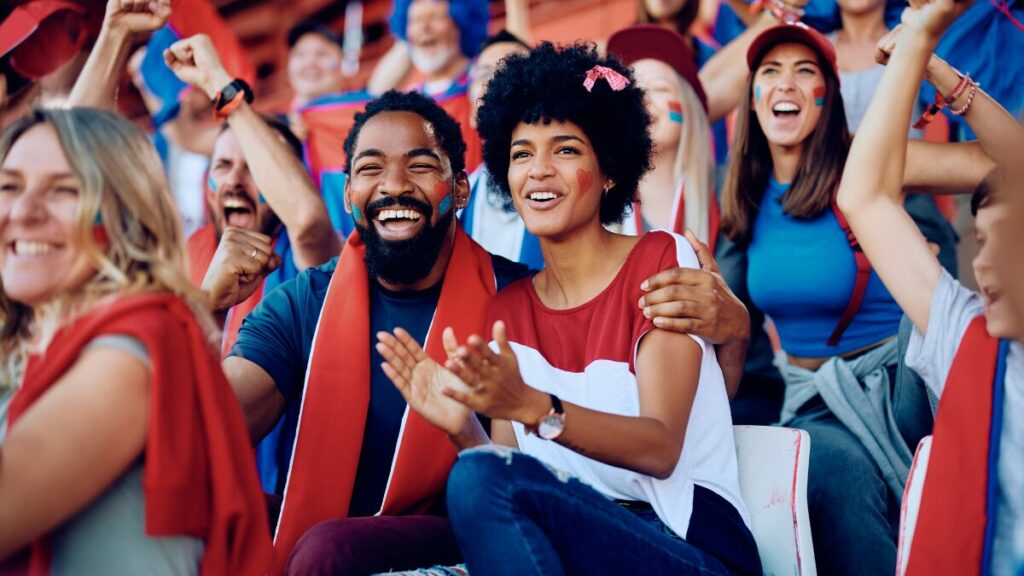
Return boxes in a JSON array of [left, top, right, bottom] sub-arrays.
[[446, 446, 760, 576]]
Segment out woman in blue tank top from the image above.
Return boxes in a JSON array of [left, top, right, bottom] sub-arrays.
[[719, 22, 995, 576]]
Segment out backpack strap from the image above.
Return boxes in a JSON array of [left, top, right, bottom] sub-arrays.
[[828, 202, 872, 347]]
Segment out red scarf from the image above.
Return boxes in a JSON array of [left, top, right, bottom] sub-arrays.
[[8, 294, 271, 575], [186, 223, 218, 287], [907, 315, 1003, 575], [271, 227, 495, 574]]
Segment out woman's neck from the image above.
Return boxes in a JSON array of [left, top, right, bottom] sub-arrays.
[[637, 147, 679, 230], [534, 223, 634, 309], [836, 10, 889, 72], [768, 143, 803, 184]]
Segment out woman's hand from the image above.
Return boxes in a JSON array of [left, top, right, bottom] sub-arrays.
[[442, 322, 550, 426], [376, 328, 477, 438]]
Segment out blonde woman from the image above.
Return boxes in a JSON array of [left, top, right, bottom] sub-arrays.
[[608, 24, 718, 245], [0, 108, 269, 575]]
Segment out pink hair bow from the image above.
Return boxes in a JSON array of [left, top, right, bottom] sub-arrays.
[[583, 65, 630, 92]]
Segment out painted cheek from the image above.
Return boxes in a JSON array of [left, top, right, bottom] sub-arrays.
[[207, 175, 217, 192], [92, 224, 109, 247], [667, 101, 683, 124], [754, 85, 762, 103], [434, 181, 453, 214], [351, 204, 363, 222], [813, 86, 826, 107], [576, 169, 593, 196]]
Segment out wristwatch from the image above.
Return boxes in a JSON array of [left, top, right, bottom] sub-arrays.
[[536, 393, 565, 440], [212, 79, 254, 120]]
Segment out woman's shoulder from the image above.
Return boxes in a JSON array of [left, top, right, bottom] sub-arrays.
[[627, 231, 699, 275]]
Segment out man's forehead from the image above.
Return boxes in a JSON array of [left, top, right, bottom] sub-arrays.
[[409, 0, 450, 18], [355, 111, 443, 155]]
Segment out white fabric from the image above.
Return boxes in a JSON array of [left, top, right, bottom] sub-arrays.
[[465, 167, 526, 263], [904, 270, 1024, 575]]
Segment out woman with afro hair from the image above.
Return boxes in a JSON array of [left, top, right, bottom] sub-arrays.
[[377, 42, 762, 575]]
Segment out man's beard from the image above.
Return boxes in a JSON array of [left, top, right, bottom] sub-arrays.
[[358, 196, 454, 287], [410, 43, 456, 75]]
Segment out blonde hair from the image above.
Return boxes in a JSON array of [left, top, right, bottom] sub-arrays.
[[0, 108, 214, 387], [670, 74, 715, 242]]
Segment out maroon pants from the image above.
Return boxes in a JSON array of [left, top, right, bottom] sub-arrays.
[[285, 515, 462, 576]]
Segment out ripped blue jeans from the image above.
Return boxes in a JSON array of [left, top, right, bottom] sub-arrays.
[[446, 446, 757, 576]]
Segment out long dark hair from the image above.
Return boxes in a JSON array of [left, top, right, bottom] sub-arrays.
[[721, 53, 851, 243]]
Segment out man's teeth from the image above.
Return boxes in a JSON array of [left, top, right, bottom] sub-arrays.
[[773, 102, 800, 113], [377, 209, 422, 222], [529, 192, 557, 201], [14, 241, 55, 255], [224, 198, 251, 210]]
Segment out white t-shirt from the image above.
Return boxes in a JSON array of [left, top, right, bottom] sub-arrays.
[[904, 270, 1024, 575]]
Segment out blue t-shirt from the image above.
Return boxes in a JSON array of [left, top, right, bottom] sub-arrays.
[[232, 253, 531, 515], [746, 178, 904, 358]]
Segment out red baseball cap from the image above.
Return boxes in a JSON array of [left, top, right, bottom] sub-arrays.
[[746, 22, 838, 78], [607, 24, 708, 113], [0, 0, 88, 79]]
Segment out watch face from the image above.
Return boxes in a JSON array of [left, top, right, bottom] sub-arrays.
[[538, 414, 564, 440]]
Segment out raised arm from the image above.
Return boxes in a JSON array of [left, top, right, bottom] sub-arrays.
[[67, 0, 171, 109], [903, 55, 1022, 189], [699, 5, 806, 123], [164, 34, 341, 270], [836, 2, 959, 334]]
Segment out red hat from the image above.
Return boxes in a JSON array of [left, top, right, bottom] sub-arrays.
[[0, 0, 88, 79], [746, 22, 838, 78], [607, 24, 708, 113]]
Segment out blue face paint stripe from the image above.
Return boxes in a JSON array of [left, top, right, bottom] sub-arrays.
[[755, 85, 762, 103], [439, 194, 453, 216], [815, 97, 826, 107], [352, 204, 363, 222], [207, 175, 217, 192], [668, 111, 683, 123]]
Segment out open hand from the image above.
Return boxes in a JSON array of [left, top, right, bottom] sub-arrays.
[[442, 322, 549, 425], [376, 328, 475, 436]]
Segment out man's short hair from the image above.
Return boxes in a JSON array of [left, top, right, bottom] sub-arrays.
[[343, 90, 467, 176]]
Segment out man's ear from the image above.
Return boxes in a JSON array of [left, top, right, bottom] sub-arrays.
[[454, 170, 470, 209], [343, 175, 353, 215]]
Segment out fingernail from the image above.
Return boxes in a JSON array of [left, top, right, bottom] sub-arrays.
[[640, 280, 650, 291], [638, 297, 646, 308], [643, 307, 651, 318], [653, 317, 665, 327]]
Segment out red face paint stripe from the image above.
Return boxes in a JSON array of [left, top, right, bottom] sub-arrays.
[[812, 86, 826, 99], [576, 169, 594, 197], [433, 181, 452, 199], [668, 101, 683, 114]]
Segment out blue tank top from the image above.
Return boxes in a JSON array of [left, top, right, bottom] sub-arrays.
[[747, 179, 904, 357]]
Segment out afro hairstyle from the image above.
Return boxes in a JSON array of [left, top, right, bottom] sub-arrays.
[[343, 89, 467, 176], [389, 0, 490, 59], [475, 42, 653, 225]]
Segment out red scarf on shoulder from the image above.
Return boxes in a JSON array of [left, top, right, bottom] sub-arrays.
[[271, 227, 495, 575], [907, 315, 1006, 576], [8, 294, 272, 576]]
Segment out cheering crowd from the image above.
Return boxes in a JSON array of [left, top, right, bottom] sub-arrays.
[[0, 0, 1021, 574]]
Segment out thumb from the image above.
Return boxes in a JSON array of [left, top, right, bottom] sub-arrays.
[[442, 326, 459, 357], [684, 229, 717, 273], [492, 320, 513, 356]]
